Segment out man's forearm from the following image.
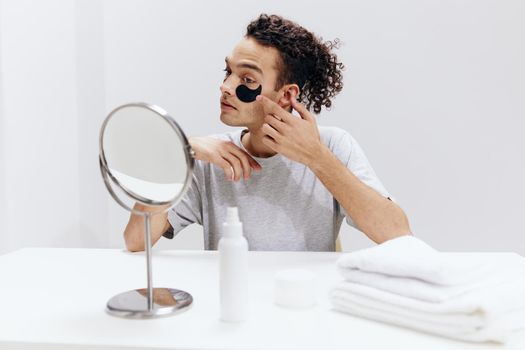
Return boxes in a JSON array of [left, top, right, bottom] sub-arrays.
[[123, 203, 171, 252], [308, 145, 411, 243]]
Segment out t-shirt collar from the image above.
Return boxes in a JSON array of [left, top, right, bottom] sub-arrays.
[[236, 129, 283, 166]]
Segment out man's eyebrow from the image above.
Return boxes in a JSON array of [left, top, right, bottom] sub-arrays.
[[224, 57, 263, 75]]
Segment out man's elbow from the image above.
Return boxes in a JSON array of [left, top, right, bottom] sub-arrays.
[[126, 242, 144, 252], [124, 229, 145, 252], [125, 238, 144, 252]]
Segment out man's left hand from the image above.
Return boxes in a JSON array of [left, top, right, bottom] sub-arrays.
[[256, 95, 323, 167]]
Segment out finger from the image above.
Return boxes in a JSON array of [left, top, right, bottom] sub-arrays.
[[217, 158, 235, 181], [222, 154, 243, 181], [256, 95, 294, 124], [265, 114, 288, 133], [261, 123, 281, 142], [228, 149, 252, 179], [261, 135, 279, 151], [229, 148, 261, 177], [291, 98, 313, 121], [247, 156, 262, 171], [227, 144, 262, 171]]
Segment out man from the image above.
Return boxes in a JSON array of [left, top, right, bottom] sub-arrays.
[[124, 14, 412, 252]]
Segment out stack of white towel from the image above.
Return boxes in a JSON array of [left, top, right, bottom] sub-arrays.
[[329, 235, 525, 343]]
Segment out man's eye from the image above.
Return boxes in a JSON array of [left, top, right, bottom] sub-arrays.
[[222, 68, 232, 82]]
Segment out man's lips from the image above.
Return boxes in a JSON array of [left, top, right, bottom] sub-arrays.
[[221, 100, 237, 109]]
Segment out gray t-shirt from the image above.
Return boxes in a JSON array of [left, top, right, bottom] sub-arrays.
[[166, 126, 393, 251]]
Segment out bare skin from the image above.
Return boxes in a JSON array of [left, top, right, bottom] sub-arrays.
[[123, 203, 171, 253]]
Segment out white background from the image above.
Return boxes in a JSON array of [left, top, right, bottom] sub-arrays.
[[0, 0, 523, 255]]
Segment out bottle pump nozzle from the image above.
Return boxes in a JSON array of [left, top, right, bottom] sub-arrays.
[[226, 207, 240, 224]]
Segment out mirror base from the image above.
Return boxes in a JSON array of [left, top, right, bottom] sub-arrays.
[[106, 288, 193, 318]]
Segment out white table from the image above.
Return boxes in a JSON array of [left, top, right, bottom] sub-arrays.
[[0, 248, 524, 349]]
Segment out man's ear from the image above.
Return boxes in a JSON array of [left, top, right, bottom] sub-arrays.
[[277, 84, 300, 111]]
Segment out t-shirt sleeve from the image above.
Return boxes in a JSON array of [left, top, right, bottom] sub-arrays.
[[164, 173, 203, 239], [331, 129, 396, 228]]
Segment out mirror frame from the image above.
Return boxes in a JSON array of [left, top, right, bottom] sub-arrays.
[[98, 102, 195, 214]]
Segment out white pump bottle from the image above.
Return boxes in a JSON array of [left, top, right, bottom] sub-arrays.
[[218, 207, 249, 322]]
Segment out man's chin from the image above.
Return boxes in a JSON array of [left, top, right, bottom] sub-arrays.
[[220, 112, 244, 127]]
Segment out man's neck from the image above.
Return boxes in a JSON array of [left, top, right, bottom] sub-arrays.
[[241, 127, 278, 158]]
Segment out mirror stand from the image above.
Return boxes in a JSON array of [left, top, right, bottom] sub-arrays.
[[105, 212, 193, 318]]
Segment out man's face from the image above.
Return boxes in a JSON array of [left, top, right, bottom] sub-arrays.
[[220, 37, 282, 128]]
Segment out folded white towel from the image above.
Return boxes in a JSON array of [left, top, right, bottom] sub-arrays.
[[337, 251, 525, 303], [337, 235, 490, 286], [330, 235, 525, 343], [330, 277, 525, 341], [330, 295, 511, 343]]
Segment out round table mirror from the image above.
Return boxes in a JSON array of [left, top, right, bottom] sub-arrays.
[[99, 102, 195, 318]]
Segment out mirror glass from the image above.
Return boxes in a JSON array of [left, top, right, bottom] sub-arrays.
[[101, 104, 190, 204]]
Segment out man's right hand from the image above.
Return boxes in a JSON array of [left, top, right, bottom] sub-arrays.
[[189, 136, 261, 181]]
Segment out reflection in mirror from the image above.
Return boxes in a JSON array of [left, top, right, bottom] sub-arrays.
[[101, 105, 189, 204]]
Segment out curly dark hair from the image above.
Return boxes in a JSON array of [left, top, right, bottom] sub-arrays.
[[246, 14, 344, 114]]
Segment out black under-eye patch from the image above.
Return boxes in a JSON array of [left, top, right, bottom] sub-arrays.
[[235, 84, 262, 103]]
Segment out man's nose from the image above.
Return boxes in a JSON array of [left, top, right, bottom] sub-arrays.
[[220, 78, 235, 96]]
